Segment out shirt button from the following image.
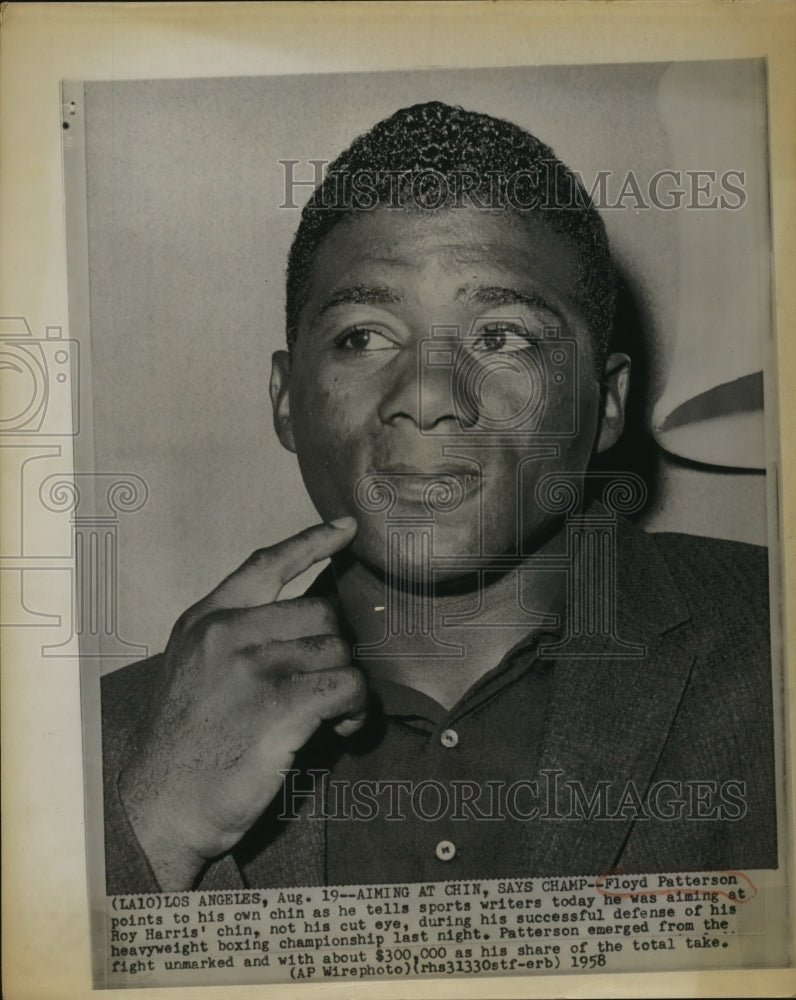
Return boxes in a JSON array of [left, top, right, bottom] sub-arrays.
[[435, 840, 456, 861], [440, 728, 459, 748]]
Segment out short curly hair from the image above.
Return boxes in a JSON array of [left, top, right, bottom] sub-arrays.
[[286, 101, 615, 369]]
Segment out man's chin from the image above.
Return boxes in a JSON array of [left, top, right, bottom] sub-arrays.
[[352, 552, 487, 596], [347, 521, 521, 595], [344, 510, 570, 587]]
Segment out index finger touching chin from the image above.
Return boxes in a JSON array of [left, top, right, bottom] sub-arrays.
[[202, 517, 358, 610]]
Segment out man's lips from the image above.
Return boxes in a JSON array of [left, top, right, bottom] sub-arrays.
[[364, 465, 483, 504]]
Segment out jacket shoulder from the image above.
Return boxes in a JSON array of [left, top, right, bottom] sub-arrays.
[[101, 654, 166, 771], [648, 530, 769, 623], [645, 530, 773, 739]]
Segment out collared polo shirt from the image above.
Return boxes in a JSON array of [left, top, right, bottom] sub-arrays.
[[323, 633, 555, 885]]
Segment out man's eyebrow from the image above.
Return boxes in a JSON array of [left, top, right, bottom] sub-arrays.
[[457, 285, 561, 317], [316, 285, 403, 316]]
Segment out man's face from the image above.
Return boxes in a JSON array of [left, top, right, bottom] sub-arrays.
[[272, 206, 628, 581]]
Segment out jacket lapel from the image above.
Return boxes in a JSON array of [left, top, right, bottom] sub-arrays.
[[522, 517, 695, 875], [237, 762, 328, 888]]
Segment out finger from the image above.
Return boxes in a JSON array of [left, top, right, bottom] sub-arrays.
[[205, 517, 357, 610], [275, 665, 367, 744], [332, 708, 367, 737], [267, 634, 352, 676], [207, 597, 340, 645]]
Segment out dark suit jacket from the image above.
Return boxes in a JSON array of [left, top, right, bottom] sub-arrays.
[[101, 519, 778, 893]]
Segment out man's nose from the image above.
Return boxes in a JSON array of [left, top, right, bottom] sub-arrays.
[[377, 340, 474, 432]]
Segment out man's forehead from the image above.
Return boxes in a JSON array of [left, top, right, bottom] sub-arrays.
[[307, 209, 578, 280], [295, 206, 593, 344], [317, 205, 568, 249]]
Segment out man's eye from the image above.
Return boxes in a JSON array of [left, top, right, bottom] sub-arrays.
[[470, 323, 531, 353], [334, 328, 397, 352]]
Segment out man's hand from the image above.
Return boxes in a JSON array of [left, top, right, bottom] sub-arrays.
[[118, 517, 364, 890]]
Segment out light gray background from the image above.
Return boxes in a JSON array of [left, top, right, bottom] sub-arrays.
[[71, 62, 771, 660]]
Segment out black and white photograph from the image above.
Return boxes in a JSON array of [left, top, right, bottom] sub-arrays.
[[2, 4, 794, 999], [62, 59, 787, 986]]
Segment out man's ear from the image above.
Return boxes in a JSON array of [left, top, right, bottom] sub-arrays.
[[595, 352, 631, 454], [270, 350, 296, 453]]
